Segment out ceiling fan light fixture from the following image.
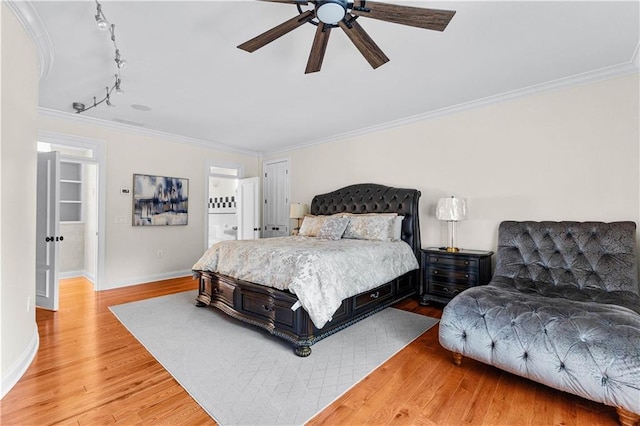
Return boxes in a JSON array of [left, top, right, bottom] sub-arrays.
[[316, 0, 347, 24]]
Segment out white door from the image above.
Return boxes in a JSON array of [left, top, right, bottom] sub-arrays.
[[36, 151, 60, 311], [263, 160, 290, 238], [237, 177, 260, 240]]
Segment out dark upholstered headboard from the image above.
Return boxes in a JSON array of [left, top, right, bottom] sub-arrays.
[[309, 183, 422, 258]]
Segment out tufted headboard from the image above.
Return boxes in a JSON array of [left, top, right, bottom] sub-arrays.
[[309, 183, 421, 258], [495, 221, 639, 294]]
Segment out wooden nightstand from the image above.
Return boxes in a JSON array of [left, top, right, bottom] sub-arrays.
[[420, 248, 494, 305]]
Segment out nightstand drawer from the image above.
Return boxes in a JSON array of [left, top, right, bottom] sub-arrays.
[[428, 268, 477, 285], [429, 281, 468, 298], [427, 255, 478, 269]]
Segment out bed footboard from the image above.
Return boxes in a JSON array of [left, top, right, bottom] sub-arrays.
[[195, 269, 418, 356]]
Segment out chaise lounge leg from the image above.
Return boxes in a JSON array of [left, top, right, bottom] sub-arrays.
[[452, 352, 463, 366], [617, 407, 640, 426]]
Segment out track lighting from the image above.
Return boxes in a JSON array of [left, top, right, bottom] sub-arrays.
[[73, 1, 127, 114], [94, 2, 109, 30]]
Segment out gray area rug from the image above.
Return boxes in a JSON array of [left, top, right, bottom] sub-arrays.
[[110, 290, 438, 425]]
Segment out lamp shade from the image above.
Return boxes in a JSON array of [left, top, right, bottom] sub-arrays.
[[436, 197, 468, 221], [289, 203, 308, 219]]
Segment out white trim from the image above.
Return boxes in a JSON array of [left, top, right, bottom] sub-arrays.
[[99, 270, 192, 291], [265, 61, 640, 155], [37, 131, 107, 291], [38, 108, 260, 157], [83, 271, 96, 285], [59, 270, 84, 279], [5, 1, 53, 80], [1, 323, 39, 399]]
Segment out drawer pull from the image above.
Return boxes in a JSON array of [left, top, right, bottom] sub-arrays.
[[465, 261, 470, 265], [370, 291, 380, 299], [213, 288, 222, 294], [261, 304, 274, 312], [465, 274, 469, 278], [433, 270, 438, 274], [443, 288, 460, 294]]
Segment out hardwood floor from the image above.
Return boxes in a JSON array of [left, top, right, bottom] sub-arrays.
[[1, 277, 620, 425]]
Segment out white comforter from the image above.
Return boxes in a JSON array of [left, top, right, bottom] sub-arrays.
[[192, 236, 419, 328]]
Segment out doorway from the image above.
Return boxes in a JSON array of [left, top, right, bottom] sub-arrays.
[[204, 162, 260, 249], [36, 132, 106, 310]]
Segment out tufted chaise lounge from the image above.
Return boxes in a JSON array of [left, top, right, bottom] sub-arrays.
[[439, 221, 640, 425]]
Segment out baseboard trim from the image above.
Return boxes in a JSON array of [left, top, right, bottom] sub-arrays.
[[1, 323, 39, 399], [100, 270, 193, 291], [59, 270, 83, 279]]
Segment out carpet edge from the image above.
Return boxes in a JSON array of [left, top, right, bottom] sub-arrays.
[[109, 302, 221, 423]]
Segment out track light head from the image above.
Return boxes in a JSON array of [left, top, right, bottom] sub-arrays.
[[74, 1, 128, 114], [95, 3, 110, 30]]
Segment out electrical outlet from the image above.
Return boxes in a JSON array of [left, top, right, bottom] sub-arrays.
[[157, 250, 164, 258], [114, 216, 127, 224]]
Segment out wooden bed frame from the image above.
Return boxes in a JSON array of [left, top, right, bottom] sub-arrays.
[[194, 183, 422, 356]]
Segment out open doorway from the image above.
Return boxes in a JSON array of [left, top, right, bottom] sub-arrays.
[[208, 176, 238, 247], [36, 133, 105, 310], [204, 162, 261, 249]]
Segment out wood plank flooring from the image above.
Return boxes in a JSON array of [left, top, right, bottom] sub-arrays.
[[1, 277, 620, 425]]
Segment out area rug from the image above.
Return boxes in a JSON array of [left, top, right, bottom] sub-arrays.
[[110, 290, 438, 425]]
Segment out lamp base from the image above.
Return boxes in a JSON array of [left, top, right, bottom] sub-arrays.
[[445, 246, 460, 252]]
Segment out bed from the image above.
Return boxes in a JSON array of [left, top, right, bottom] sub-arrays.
[[192, 183, 422, 356]]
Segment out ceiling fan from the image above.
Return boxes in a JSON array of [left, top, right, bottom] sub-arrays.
[[238, 0, 456, 74]]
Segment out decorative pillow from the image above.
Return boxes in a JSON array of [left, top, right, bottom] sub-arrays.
[[343, 214, 399, 241], [393, 216, 404, 241], [317, 217, 350, 240], [298, 215, 325, 237]]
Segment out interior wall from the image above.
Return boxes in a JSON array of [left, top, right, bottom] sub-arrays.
[[37, 115, 261, 289], [83, 163, 98, 282], [267, 74, 640, 252], [1, 2, 40, 398]]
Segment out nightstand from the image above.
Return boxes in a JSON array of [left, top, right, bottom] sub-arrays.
[[420, 248, 493, 305]]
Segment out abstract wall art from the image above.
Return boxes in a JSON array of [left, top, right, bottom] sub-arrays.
[[133, 174, 189, 226]]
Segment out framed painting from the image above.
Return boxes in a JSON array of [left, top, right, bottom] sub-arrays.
[[133, 174, 188, 226]]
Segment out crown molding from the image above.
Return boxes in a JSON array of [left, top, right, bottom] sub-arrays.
[[38, 108, 260, 157], [5, 0, 53, 80], [266, 60, 640, 155]]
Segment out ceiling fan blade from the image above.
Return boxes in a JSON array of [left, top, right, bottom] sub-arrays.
[[350, 1, 455, 31], [305, 23, 332, 74], [339, 14, 389, 69], [238, 10, 314, 52]]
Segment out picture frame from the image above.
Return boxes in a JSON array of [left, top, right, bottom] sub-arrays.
[[133, 174, 189, 226]]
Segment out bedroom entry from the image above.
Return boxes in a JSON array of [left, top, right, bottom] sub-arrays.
[[36, 135, 105, 310]]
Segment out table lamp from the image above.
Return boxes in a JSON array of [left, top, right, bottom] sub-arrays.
[[289, 203, 308, 235], [436, 196, 468, 252]]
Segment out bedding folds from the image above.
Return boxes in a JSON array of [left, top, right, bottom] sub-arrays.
[[192, 236, 419, 328]]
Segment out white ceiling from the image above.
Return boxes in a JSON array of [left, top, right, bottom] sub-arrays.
[[26, 1, 640, 154]]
